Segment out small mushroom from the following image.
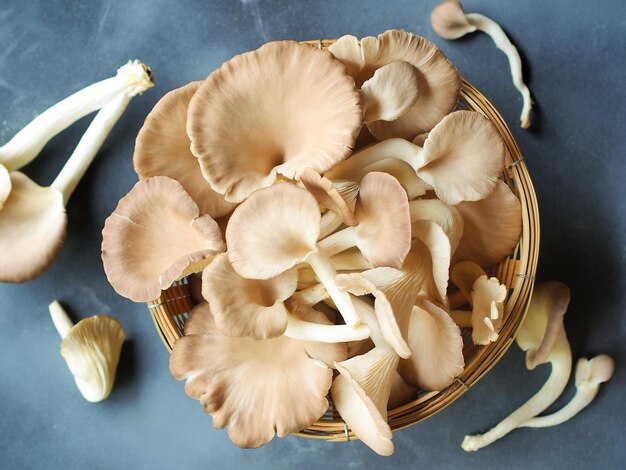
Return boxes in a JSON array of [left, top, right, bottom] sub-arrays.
[[300, 168, 358, 227], [431, 0, 533, 128], [521, 355, 615, 428], [318, 172, 411, 269], [462, 282, 572, 451], [133, 81, 236, 218], [49, 301, 125, 403], [102, 176, 225, 302], [188, 40, 362, 203]]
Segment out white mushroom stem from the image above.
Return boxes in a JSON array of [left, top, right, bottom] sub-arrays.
[[521, 355, 615, 428], [352, 296, 385, 347], [464, 14, 532, 128], [50, 93, 132, 205], [0, 60, 153, 170], [285, 314, 370, 343], [462, 328, 572, 452], [319, 210, 344, 239], [49, 300, 73, 339], [318, 227, 359, 257]]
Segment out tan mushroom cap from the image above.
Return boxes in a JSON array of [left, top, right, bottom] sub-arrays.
[[431, 0, 476, 40], [399, 299, 464, 391], [300, 168, 357, 226], [102, 176, 225, 302], [0, 171, 66, 283], [410, 199, 464, 254], [60, 315, 126, 403], [470, 275, 507, 345], [133, 81, 236, 218], [226, 183, 320, 280], [418, 110, 505, 204], [412, 220, 451, 303], [332, 346, 398, 456], [454, 180, 522, 266], [202, 253, 298, 339], [188, 40, 363, 203], [330, 30, 460, 140], [170, 302, 345, 448], [0, 164, 10, 209], [360, 61, 420, 122]]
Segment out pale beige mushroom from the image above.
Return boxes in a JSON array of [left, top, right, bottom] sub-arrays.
[[454, 180, 522, 266], [49, 301, 125, 403], [399, 298, 464, 391], [412, 220, 451, 303], [318, 172, 411, 269], [133, 81, 236, 218], [329, 29, 460, 140], [102, 176, 225, 302], [226, 183, 361, 326], [170, 302, 346, 448], [188, 40, 362, 203], [300, 168, 357, 227], [409, 199, 464, 254]]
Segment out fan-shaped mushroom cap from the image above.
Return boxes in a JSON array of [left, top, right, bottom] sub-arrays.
[[0, 171, 66, 283], [410, 199, 464, 253], [133, 81, 236, 218], [399, 299, 464, 391], [454, 180, 522, 266], [431, 0, 476, 39], [412, 220, 451, 303], [360, 61, 420, 122], [300, 168, 357, 226], [59, 314, 126, 403], [102, 176, 225, 302], [201, 253, 298, 339], [188, 40, 362, 203], [470, 275, 506, 345], [170, 302, 345, 448], [516, 282, 570, 370], [0, 164, 10, 209], [332, 346, 398, 456], [330, 30, 460, 140], [418, 111, 504, 204], [361, 158, 430, 199]]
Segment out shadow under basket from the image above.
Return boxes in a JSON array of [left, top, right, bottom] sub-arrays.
[[147, 39, 540, 442]]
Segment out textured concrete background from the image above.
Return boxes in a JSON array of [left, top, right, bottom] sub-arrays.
[[0, 1, 624, 468]]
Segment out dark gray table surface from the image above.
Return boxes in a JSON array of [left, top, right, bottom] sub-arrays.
[[1, 1, 624, 468]]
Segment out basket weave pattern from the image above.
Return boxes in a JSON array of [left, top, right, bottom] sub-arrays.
[[147, 39, 540, 441]]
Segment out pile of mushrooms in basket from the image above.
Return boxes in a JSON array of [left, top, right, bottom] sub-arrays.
[[101, 29, 522, 455]]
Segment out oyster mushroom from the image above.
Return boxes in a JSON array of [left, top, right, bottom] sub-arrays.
[[102, 176, 225, 302], [170, 302, 346, 448], [133, 81, 236, 218], [300, 168, 357, 227], [49, 301, 125, 403], [329, 29, 460, 140], [431, 0, 533, 128], [409, 199, 464, 254], [188, 40, 362, 203]]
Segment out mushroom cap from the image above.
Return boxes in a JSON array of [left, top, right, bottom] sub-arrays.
[[450, 260, 486, 302], [517, 282, 570, 369], [0, 164, 10, 209], [399, 299, 464, 391], [412, 220, 451, 303], [133, 81, 236, 218], [300, 168, 357, 226], [359, 158, 430, 199], [354, 172, 411, 269], [470, 275, 507, 345], [418, 110, 505, 204], [431, 0, 477, 40], [360, 61, 420, 122], [102, 176, 225, 302], [332, 346, 398, 456], [201, 253, 298, 339], [410, 199, 464, 254], [170, 302, 345, 448], [188, 40, 363, 203], [0, 171, 66, 283], [575, 355, 615, 388], [226, 183, 320, 280], [330, 30, 460, 140], [454, 180, 522, 266], [60, 315, 126, 403]]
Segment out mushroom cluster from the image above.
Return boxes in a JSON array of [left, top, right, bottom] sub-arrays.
[[102, 32, 523, 455]]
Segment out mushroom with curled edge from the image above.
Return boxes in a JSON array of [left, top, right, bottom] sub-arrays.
[[318, 172, 411, 269], [133, 81, 236, 218], [329, 29, 460, 141], [449, 261, 507, 345], [187, 40, 362, 204], [327, 110, 505, 205], [462, 282, 572, 451], [431, 0, 532, 128], [169, 302, 346, 448], [102, 176, 225, 302], [409, 198, 464, 254], [49, 301, 125, 403], [0, 87, 152, 284], [225, 183, 362, 327]]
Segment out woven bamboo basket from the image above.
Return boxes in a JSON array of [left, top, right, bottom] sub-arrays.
[[147, 39, 540, 442]]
